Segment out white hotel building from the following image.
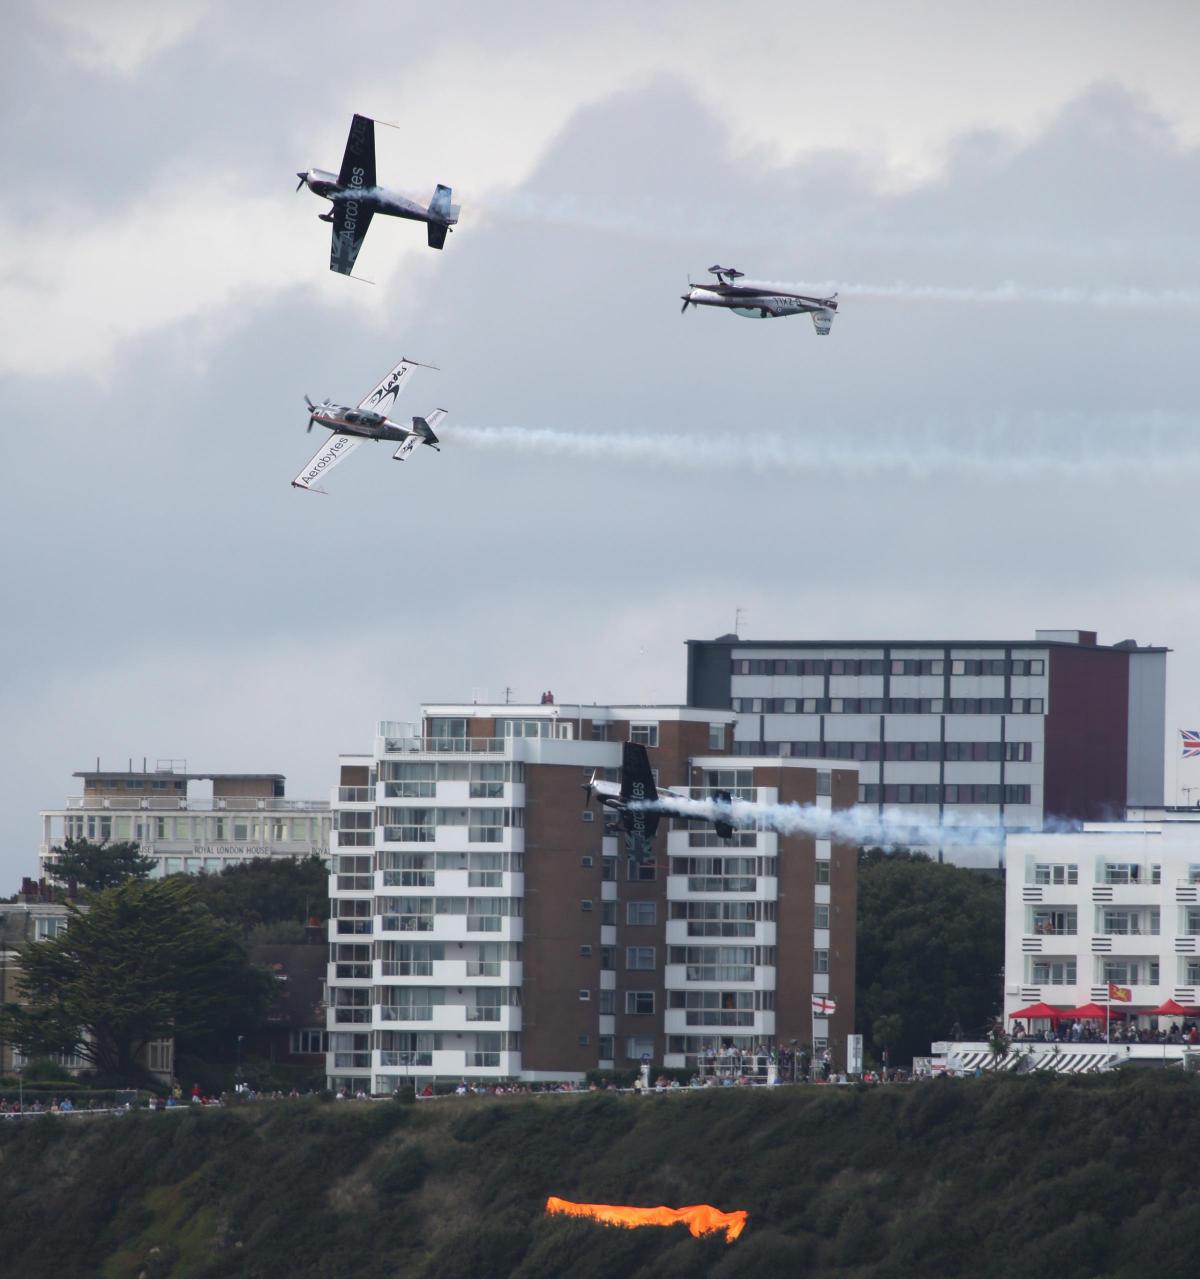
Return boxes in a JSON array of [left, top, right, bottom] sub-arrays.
[[39, 764, 331, 879]]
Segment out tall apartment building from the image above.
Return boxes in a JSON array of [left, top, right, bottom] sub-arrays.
[[1004, 812, 1200, 1032], [326, 702, 859, 1093], [39, 763, 331, 880], [687, 629, 1167, 865]]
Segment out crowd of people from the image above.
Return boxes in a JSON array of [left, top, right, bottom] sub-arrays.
[[1009, 1019, 1200, 1045]]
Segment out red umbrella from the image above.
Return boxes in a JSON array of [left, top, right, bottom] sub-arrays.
[[1066, 1002, 1115, 1020], [1007, 1002, 1065, 1021], [1147, 999, 1196, 1016]]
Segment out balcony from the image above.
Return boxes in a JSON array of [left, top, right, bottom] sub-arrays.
[[373, 958, 522, 987], [64, 796, 329, 812], [338, 787, 374, 803], [381, 736, 509, 755]]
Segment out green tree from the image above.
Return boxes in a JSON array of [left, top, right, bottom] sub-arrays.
[[183, 855, 330, 934], [44, 836, 156, 891], [856, 849, 1003, 1065], [0, 877, 272, 1081]]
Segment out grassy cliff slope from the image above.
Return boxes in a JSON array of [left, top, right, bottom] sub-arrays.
[[2, 1072, 1199, 1278]]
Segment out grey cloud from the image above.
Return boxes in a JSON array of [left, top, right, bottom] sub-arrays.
[[3, 62, 1199, 880]]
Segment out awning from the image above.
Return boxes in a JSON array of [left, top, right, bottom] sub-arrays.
[[1146, 999, 1196, 1016], [1007, 1002, 1066, 1021]]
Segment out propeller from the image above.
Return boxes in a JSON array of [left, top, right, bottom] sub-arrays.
[[304, 394, 315, 433], [581, 771, 597, 808], [681, 296, 690, 314], [296, 172, 308, 192]]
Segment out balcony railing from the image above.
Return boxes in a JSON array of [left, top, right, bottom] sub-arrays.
[[379, 1051, 432, 1067], [466, 1007, 501, 1022], [685, 1011, 756, 1026], [380, 961, 433, 977], [335, 963, 370, 979], [338, 787, 374, 802], [336, 920, 372, 935], [64, 796, 328, 812], [379, 1007, 434, 1021], [333, 1053, 370, 1069], [466, 1051, 501, 1067], [334, 1009, 371, 1023], [336, 874, 373, 891], [467, 961, 501, 977], [686, 877, 757, 894], [467, 915, 502, 932], [685, 922, 756, 938], [382, 737, 507, 754]]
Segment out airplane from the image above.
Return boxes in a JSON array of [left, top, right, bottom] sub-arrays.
[[582, 743, 735, 858], [296, 113, 460, 274], [681, 265, 838, 334], [291, 357, 446, 492]]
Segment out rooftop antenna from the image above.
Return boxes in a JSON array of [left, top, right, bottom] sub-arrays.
[[734, 606, 746, 637], [504, 687, 513, 705]]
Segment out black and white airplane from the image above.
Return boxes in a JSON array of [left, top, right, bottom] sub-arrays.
[[296, 113, 460, 274], [582, 743, 735, 858], [291, 357, 446, 492], [681, 265, 838, 334]]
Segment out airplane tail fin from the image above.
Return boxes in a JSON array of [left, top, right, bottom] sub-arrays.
[[427, 185, 458, 250], [392, 409, 447, 461]]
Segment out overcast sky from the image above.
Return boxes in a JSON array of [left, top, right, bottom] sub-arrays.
[[3, 1, 1200, 883]]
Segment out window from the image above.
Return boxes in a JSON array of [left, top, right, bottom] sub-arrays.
[[599, 1035, 614, 1059], [625, 1035, 654, 1061], [625, 991, 655, 1015], [630, 723, 659, 747], [1031, 959, 1076, 984], [626, 901, 656, 926], [579, 989, 591, 1001], [591, 722, 609, 741], [626, 946, 656, 971], [708, 723, 725, 751], [1034, 864, 1078, 885], [290, 1029, 325, 1055], [581, 899, 593, 912], [599, 990, 615, 1014], [628, 856, 657, 882], [580, 855, 593, 867], [816, 862, 831, 884], [813, 905, 829, 930], [600, 947, 616, 971], [580, 944, 593, 957], [813, 948, 829, 974], [578, 1034, 591, 1047], [601, 901, 617, 926], [816, 771, 831, 797]]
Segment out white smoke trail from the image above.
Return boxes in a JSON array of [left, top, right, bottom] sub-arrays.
[[441, 413, 1200, 480], [731, 278, 1200, 310], [632, 795, 1004, 850]]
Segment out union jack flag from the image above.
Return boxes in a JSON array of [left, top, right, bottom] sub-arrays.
[[812, 995, 837, 1016], [1183, 730, 1200, 758]]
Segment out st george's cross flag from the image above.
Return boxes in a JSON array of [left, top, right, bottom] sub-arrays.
[[812, 995, 837, 1016], [1182, 731, 1200, 758]]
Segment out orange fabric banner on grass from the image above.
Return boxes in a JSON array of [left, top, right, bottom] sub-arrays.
[[545, 1196, 748, 1242]]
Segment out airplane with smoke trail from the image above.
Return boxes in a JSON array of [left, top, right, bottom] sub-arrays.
[[582, 743, 735, 859], [681, 266, 838, 333], [291, 357, 445, 492], [296, 113, 460, 274]]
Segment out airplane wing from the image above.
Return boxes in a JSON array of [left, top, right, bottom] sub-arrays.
[[357, 358, 424, 413], [291, 433, 362, 491], [337, 114, 376, 191], [330, 200, 374, 276]]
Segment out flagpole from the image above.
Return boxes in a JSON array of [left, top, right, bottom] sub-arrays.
[[1106, 985, 1111, 1046]]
